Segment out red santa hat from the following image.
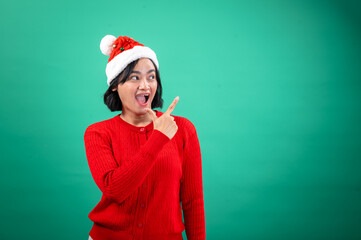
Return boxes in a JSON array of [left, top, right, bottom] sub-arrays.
[[100, 35, 159, 86]]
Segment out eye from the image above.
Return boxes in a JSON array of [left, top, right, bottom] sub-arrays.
[[149, 75, 155, 80], [130, 75, 139, 80]]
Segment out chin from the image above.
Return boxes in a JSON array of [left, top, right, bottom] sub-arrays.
[[136, 107, 149, 115]]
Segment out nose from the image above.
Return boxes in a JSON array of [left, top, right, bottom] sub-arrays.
[[139, 78, 150, 89]]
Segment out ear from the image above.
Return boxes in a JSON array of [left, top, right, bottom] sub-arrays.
[[112, 88, 117, 92]]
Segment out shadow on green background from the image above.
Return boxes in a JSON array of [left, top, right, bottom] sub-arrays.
[[0, 0, 360, 239]]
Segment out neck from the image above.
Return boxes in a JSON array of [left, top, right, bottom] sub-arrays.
[[120, 109, 155, 127]]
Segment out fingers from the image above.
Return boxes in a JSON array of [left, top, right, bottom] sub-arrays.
[[164, 96, 179, 116], [144, 108, 157, 122]]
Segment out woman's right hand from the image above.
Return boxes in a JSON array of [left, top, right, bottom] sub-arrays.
[[145, 96, 179, 139]]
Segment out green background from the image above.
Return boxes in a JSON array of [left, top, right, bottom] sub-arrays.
[[1, 0, 360, 239]]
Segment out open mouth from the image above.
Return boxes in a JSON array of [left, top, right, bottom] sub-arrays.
[[135, 93, 150, 105]]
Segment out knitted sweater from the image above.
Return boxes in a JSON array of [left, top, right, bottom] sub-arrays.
[[83, 110, 205, 240]]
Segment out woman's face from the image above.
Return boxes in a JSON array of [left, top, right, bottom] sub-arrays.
[[112, 58, 158, 115]]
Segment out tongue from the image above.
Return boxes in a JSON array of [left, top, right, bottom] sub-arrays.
[[136, 95, 146, 104]]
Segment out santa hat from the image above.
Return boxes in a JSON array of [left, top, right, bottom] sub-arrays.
[[100, 35, 159, 86]]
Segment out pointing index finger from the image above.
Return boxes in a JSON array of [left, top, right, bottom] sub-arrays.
[[164, 96, 179, 115]]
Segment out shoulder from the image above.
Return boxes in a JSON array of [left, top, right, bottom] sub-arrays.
[[172, 114, 198, 138], [174, 115, 196, 130], [172, 115, 200, 145], [84, 115, 119, 137]]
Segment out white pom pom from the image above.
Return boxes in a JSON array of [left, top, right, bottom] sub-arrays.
[[100, 35, 116, 56]]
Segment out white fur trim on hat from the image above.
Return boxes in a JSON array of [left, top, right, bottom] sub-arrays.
[[100, 35, 117, 56], [105, 45, 159, 86]]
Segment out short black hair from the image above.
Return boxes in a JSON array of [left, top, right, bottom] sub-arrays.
[[103, 59, 163, 112]]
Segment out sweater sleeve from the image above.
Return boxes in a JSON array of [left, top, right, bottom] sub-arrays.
[[84, 125, 170, 204], [180, 120, 206, 240]]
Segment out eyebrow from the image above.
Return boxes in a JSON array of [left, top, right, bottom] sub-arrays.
[[130, 69, 155, 74]]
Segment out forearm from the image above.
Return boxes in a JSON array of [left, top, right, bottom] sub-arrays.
[[85, 128, 169, 204], [183, 197, 206, 240]]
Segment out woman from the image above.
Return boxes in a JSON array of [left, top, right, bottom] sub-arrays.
[[84, 35, 205, 240]]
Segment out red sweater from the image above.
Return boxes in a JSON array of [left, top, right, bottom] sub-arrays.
[[84, 110, 205, 240]]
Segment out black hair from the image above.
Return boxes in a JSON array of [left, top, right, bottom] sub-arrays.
[[103, 59, 163, 111]]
